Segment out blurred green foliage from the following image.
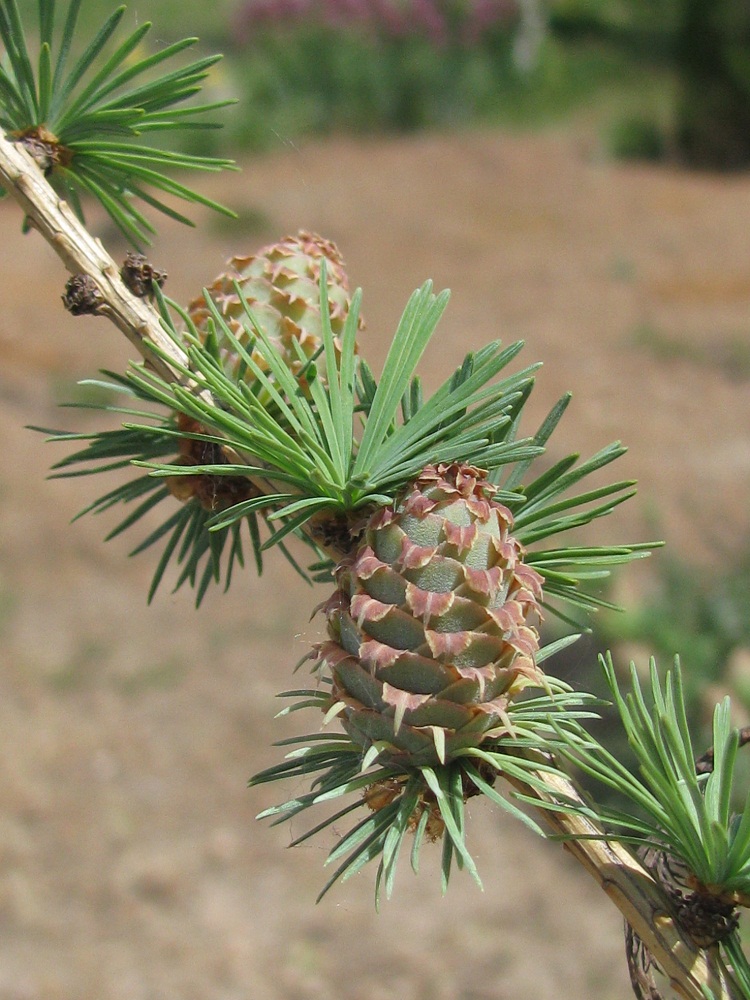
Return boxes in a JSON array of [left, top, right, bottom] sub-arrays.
[[0, 1, 669, 156], [227, 24, 636, 148], [606, 114, 666, 161], [630, 324, 750, 383], [13, 0, 237, 45], [546, 545, 750, 812], [599, 548, 750, 720], [223, 0, 670, 148], [552, 0, 750, 167], [10, 0, 750, 167], [674, 0, 750, 169]]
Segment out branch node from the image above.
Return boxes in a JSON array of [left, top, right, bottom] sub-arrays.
[[62, 274, 105, 316], [10, 126, 73, 175], [120, 252, 167, 299]]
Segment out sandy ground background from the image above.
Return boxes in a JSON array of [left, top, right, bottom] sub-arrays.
[[0, 122, 749, 999]]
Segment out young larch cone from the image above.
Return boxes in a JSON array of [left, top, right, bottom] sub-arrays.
[[170, 232, 362, 509], [318, 462, 545, 767], [187, 230, 362, 390]]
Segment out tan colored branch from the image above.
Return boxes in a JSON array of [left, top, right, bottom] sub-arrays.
[[511, 769, 741, 1000], [0, 125, 189, 383], [0, 125, 291, 525], [0, 124, 743, 1000]]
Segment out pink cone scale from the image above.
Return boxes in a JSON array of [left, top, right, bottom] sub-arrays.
[[317, 462, 545, 767]]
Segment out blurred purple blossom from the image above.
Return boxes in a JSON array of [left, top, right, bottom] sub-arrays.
[[232, 0, 519, 47], [368, 0, 410, 38], [463, 0, 518, 43], [410, 0, 448, 47]]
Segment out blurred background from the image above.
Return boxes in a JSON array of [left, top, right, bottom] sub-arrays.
[[1, 1, 749, 998]]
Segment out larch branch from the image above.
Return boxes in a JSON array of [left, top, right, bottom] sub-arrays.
[[0, 123, 742, 1000], [0, 125, 188, 383]]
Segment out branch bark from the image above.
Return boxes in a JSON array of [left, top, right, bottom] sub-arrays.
[[0, 125, 742, 1000], [0, 126, 189, 383], [510, 770, 741, 1000], [0, 125, 293, 529]]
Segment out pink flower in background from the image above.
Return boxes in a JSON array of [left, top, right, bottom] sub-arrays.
[[369, 0, 410, 39], [322, 0, 375, 31], [409, 0, 448, 46], [233, 0, 519, 46], [464, 0, 518, 43], [233, 0, 311, 39]]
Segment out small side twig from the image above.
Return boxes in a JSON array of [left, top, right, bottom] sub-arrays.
[[511, 768, 742, 1000], [624, 727, 750, 998], [695, 726, 750, 775], [0, 125, 187, 381]]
